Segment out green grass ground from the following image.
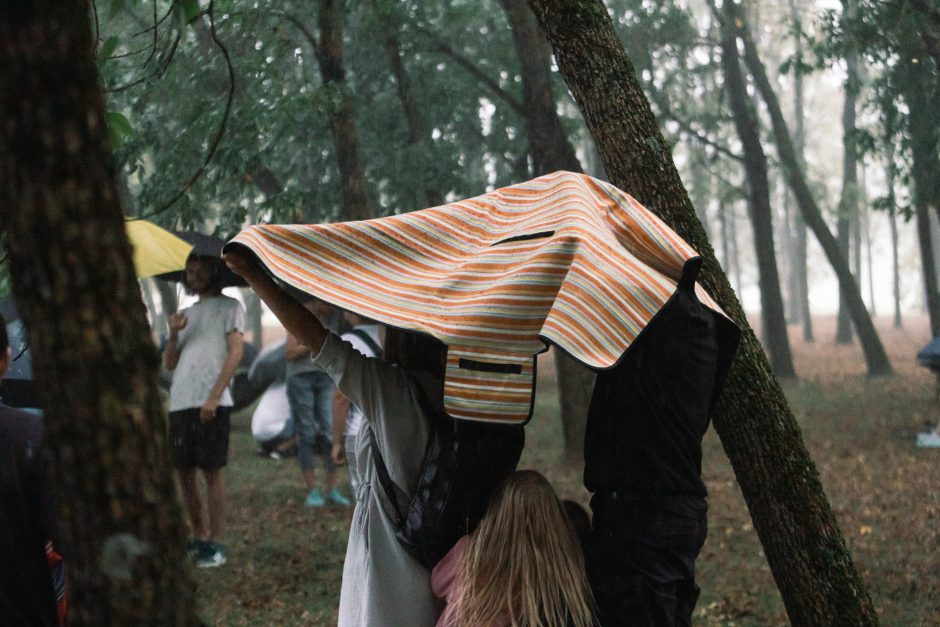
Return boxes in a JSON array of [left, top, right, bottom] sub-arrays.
[[197, 315, 940, 625]]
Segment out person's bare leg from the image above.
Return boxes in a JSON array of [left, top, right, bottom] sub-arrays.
[[302, 468, 316, 492], [178, 468, 207, 539], [203, 468, 225, 543], [325, 466, 337, 492]]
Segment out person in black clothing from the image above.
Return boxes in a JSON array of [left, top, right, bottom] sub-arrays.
[[584, 259, 739, 626], [0, 313, 62, 626]]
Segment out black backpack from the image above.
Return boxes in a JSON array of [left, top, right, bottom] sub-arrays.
[[370, 381, 525, 568]]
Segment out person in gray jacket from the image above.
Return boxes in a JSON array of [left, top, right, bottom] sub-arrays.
[[225, 245, 443, 627]]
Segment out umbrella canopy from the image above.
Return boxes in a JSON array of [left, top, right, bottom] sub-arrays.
[[125, 219, 194, 278], [155, 231, 247, 288], [227, 171, 726, 424]]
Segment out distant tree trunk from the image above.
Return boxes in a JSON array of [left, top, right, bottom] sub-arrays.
[[526, 0, 878, 623], [733, 4, 891, 375], [860, 163, 876, 316], [244, 291, 264, 347], [789, 0, 814, 342], [885, 136, 903, 328], [0, 2, 197, 623], [311, 0, 372, 221], [718, 8, 795, 378], [730, 201, 744, 296], [835, 0, 861, 343], [904, 56, 940, 336], [500, 0, 593, 463], [373, 4, 445, 209]]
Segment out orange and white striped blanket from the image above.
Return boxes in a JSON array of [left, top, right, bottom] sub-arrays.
[[230, 171, 721, 424]]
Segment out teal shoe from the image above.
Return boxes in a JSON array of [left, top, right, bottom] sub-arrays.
[[305, 488, 325, 507], [328, 488, 351, 507]]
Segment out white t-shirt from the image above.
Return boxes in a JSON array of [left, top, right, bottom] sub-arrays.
[[168, 295, 246, 411], [251, 381, 291, 441], [338, 324, 382, 437]]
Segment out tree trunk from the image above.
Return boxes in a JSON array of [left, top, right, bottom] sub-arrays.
[[885, 138, 903, 328], [525, 1, 878, 623], [0, 2, 197, 623], [374, 4, 445, 209], [733, 4, 891, 375], [313, 0, 372, 221], [905, 58, 940, 336], [835, 0, 861, 343], [718, 9, 795, 378], [500, 0, 593, 463], [789, 0, 814, 342]]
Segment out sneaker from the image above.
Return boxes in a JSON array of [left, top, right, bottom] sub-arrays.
[[916, 432, 940, 448], [328, 487, 351, 507], [305, 488, 325, 507], [196, 542, 227, 568], [186, 539, 207, 560]]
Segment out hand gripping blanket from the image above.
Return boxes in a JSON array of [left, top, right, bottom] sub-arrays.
[[228, 171, 723, 424]]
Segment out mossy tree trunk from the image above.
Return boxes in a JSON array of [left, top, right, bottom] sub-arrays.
[[525, 0, 878, 623], [0, 2, 197, 624]]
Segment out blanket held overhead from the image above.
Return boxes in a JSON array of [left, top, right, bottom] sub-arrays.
[[228, 171, 723, 424]]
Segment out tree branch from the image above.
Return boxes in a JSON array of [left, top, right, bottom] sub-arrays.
[[415, 26, 525, 114], [137, 2, 234, 219]]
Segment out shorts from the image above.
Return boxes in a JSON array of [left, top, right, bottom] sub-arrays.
[[169, 406, 232, 469]]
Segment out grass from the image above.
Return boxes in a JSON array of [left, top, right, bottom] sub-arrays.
[[197, 314, 940, 625]]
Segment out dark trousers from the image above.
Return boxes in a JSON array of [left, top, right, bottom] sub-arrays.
[[587, 494, 707, 626]]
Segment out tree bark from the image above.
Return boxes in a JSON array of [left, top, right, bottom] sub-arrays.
[[500, 0, 594, 463], [525, 0, 878, 623], [718, 9, 795, 378], [311, 0, 372, 221], [733, 3, 891, 375], [0, 2, 197, 623]]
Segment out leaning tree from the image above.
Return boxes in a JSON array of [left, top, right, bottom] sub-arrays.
[[0, 2, 198, 623], [525, 0, 877, 624]]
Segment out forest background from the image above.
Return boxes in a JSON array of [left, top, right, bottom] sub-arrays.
[[0, 0, 938, 624]]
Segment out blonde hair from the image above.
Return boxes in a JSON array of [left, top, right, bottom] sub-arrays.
[[452, 470, 595, 627]]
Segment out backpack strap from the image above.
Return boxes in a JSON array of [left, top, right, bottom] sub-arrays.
[[368, 375, 440, 530], [369, 428, 405, 527], [348, 328, 383, 359]]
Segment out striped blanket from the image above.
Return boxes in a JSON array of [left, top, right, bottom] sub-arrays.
[[230, 171, 722, 424]]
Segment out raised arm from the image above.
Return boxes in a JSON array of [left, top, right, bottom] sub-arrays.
[[223, 245, 327, 353]]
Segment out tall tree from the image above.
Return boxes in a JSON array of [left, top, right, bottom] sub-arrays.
[[311, 0, 372, 221], [717, 4, 795, 378], [0, 1, 197, 623], [499, 0, 595, 462], [525, 0, 878, 623], [788, 0, 814, 342], [835, 0, 861, 344], [732, 2, 892, 376]]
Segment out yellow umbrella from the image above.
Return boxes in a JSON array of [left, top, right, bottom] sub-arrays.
[[125, 219, 194, 278]]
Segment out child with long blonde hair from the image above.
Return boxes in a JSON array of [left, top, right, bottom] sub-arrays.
[[432, 470, 595, 627]]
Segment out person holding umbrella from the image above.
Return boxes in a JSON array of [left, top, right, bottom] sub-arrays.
[[162, 252, 245, 568]]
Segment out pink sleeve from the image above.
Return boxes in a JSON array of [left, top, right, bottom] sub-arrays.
[[431, 536, 468, 600]]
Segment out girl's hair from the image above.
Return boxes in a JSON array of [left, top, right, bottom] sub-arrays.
[[453, 470, 595, 627]]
